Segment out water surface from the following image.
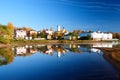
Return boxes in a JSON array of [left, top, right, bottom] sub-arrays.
[[0, 43, 120, 80]]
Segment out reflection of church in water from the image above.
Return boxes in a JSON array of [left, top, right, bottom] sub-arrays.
[[12, 43, 117, 58]]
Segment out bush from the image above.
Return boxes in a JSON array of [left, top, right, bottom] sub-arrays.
[[0, 37, 10, 44]]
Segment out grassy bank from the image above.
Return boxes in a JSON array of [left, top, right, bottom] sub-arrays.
[[11, 39, 115, 44], [0, 39, 119, 47]]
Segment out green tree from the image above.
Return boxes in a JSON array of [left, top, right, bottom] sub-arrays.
[[37, 31, 46, 38], [0, 24, 11, 43], [80, 35, 91, 40]]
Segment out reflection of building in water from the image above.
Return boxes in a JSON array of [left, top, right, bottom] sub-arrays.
[[63, 44, 71, 49], [63, 44, 89, 53], [57, 52, 61, 58], [52, 45, 68, 58], [92, 43, 113, 48], [13, 46, 37, 56], [47, 45, 52, 49], [15, 47, 26, 54], [90, 48, 101, 53], [63, 44, 78, 50], [37, 45, 53, 56], [57, 49, 68, 58], [45, 49, 53, 55], [13, 44, 113, 58], [29, 48, 38, 54]]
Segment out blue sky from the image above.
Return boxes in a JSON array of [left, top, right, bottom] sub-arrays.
[[0, 0, 120, 32]]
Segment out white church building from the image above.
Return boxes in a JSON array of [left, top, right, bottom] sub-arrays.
[[80, 30, 113, 41]]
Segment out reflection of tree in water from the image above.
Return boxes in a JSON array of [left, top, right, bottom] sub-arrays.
[[69, 48, 78, 53], [37, 46, 47, 53], [0, 48, 14, 66]]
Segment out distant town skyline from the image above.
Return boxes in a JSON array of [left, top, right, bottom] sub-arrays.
[[0, 0, 120, 32]]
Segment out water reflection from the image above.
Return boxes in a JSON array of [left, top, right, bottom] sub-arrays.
[[0, 48, 14, 66], [12, 44, 103, 58], [13, 45, 37, 56], [0, 43, 119, 65], [0, 43, 120, 80], [92, 42, 118, 48]]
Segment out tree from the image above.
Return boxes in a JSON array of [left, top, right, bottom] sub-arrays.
[[80, 35, 91, 40], [37, 31, 46, 38], [116, 33, 120, 40], [69, 30, 79, 40], [30, 33, 37, 39], [112, 32, 120, 40], [7, 22, 15, 39], [0, 24, 11, 43]]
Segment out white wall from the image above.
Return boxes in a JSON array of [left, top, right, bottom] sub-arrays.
[[80, 31, 113, 41], [15, 30, 26, 39]]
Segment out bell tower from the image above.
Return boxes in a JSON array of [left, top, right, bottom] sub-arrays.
[[57, 25, 61, 31]]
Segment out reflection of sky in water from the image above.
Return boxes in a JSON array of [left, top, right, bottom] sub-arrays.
[[0, 43, 119, 80]]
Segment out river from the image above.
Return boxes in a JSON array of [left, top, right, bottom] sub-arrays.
[[0, 43, 119, 80]]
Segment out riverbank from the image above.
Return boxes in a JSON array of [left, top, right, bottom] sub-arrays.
[[0, 40, 119, 47], [0, 43, 11, 48], [11, 39, 118, 44], [97, 47, 120, 71], [10, 40, 116, 46]]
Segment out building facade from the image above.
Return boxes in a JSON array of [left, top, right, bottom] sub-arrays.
[[14, 30, 27, 39], [79, 30, 113, 41]]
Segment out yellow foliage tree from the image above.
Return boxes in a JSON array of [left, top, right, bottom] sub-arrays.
[[7, 22, 15, 39]]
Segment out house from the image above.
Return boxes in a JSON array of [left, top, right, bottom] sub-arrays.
[[79, 30, 113, 41], [44, 29, 53, 40], [28, 30, 37, 39], [14, 30, 27, 39], [45, 29, 53, 35], [29, 30, 37, 36], [47, 35, 52, 40], [91, 31, 112, 41]]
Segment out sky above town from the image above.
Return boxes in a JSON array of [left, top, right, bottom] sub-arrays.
[[0, 0, 120, 32]]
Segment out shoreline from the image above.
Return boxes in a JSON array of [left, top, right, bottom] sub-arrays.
[[0, 41, 120, 72], [0, 40, 119, 47], [97, 47, 120, 71]]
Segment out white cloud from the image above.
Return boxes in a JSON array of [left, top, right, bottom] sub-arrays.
[[59, 0, 120, 12]]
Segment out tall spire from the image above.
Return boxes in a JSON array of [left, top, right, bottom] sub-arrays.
[[57, 25, 61, 31]]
